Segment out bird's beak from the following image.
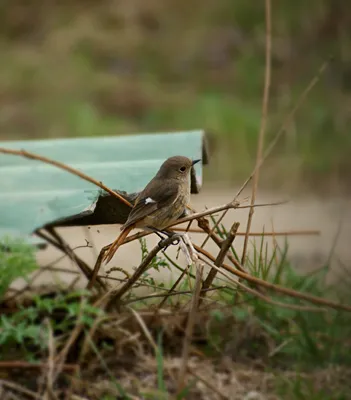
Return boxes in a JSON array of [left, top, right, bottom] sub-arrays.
[[192, 159, 201, 166]]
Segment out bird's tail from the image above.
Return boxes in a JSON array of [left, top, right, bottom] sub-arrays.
[[103, 225, 133, 264]]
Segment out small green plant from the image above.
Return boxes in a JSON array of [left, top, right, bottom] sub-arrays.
[[206, 232, 351, 369], [275, 373, 349, 400], [139, 238, 170, 272], [232, 239, 351, 368], [0, 236, 38, 301], [0, 290, 104, 360]]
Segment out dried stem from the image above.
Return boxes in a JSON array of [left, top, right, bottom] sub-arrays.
[[124, 286, 223, 305], [87, 200, 284, 291], [201, 57, 332, 249], [0, 379, 42, 399], [193, 243, 351, 312], [187, 367, 229, 400], [0, 361, 77, 372], [36, 229, 106, 291], [157, 267, 189, 309], [87, 243, 112, 290], [105, 235, 183, 309], [176, 227, 320, 236], [199, 222, 240, 304], [234, 56, 333, 201], [241, 0, 272, 265], [0, 147, 132, 206], [176, 262, 204, 394], [198, 255, 327, 313]]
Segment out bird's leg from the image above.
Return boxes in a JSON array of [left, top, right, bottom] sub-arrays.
[[147, 226, 168, 240], [147, 227, 170, 250], [154, 231, 166, 240]]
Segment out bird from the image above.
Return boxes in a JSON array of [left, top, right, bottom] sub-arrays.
[[102, 155, 201, 264]]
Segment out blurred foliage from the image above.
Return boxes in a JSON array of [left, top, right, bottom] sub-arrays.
[[0, 237, 38, 301], [0, 0, 350, 188]]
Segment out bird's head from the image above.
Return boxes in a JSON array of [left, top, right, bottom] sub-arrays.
[[156, 155, 201, 180]]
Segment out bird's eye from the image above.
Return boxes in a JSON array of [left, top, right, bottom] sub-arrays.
[[179, 166, 186, 172]]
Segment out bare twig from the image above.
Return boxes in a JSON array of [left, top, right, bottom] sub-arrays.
[[326, 204, 345, 266], [177, 262, 204, 394], [105, 235, 183, 309], [196, 218, 247, 273], [0, 147, 131, 206], [79, 314, 110, 364], [193, 243, 351, 312], [235, 59, 332, 202], [0, 361, 77, 372], [162, 252, 198, 281], [201, 57, 332, 249], [0, 379, 41, 399], [157, 268, 189, 309], [176, 227, 320, 236], [124, 286, 225, 305], [110, 227, 320, 250], [53, 295, 87, 382], [41, 321, 58, 400], [128, 307, 158, 352], [166, 200, 285, 230], [87, 200, 262, 290], [198, 255, 326, 312], [187, 367, 229, 400], [87, 243, 111, 290], [93, 199, 285, 263], [36, 229, 106, 291], [241, 0, 272, 265], [200, 222, 240, 304]]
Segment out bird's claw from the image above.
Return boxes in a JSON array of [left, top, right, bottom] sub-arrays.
[[171, 237, 181, 246], [158, 233, 182, 251]]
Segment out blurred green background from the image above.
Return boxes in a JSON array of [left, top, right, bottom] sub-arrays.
[[0, 0, 350, 191]]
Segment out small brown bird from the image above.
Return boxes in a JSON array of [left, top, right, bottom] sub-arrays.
[[103, 155, 201, 263]]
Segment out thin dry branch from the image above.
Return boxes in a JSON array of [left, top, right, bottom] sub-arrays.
[[157, 267, 189, 309], [0, 379, 42, 400], [187, 367, 229, 400], [201, 56, 333, 249], [196, 218, 247, 274], [36, 228, 107, 291], [41, 321, 56, 400], [198, 255, 327, 313], [166, 200, 285, 229], [0, 361, 77, 372], [176, 227, 320, 236], [53, 296, 87, 382], [108, 200, 286, 248], [87, 199, 285, 290], [0, 147, 132, 207], [124, 286, 224, 305], [52, 293, 112, 384], [105, 235, 183, 309], [87, 242, 112, 290], [193, 243, 351, 312], [200, 222, 240, 304], [177, 262, 204, 394], [234, 56, 333, 200], [241, 0, 272, 265], [0, 140, 287, 261]]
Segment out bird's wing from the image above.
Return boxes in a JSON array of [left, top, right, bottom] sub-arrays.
[[121, 179, 179, 230]]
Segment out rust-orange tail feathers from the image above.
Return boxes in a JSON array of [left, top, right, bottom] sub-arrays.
[[103, 225, 134, 264]]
